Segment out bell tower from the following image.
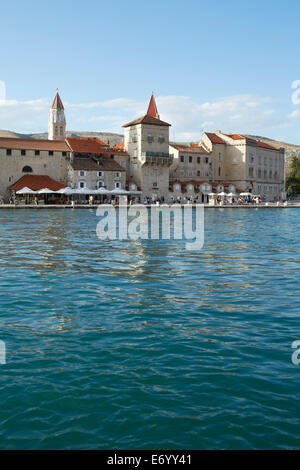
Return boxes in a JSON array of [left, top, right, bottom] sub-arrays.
[[48, 90, 66, 141]]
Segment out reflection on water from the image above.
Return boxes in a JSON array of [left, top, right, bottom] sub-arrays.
[[0, 208, 299, 449]]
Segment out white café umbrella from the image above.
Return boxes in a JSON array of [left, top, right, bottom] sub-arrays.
[[38, 188, 55, 194], [129, 190, 142, 195], [16, 187, 37, 194], [227, 192, 237, 197], [240, 192, 252, 196], [208, 192, 216, 197], [56, 187, 74, 195], [75, 187, 96, 195], [218, 191, 227, 197], [94, 187, 111, 195], [110, 188, 130, 195]]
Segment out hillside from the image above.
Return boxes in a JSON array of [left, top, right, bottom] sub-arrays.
[[0, 130, 124, 147]]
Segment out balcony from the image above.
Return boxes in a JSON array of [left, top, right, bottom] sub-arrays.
[[141, 151, 173, 166]]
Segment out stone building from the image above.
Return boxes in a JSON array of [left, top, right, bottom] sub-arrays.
[[123, 94, 173, 200], [168, 143, 212, 202], [65, 137, 126, 190], [0, 90, 286, 202], [200, 131, 285, 201], [0, 137, 69, 199]]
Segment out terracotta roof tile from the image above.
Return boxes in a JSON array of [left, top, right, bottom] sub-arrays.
[[113, 141, 124, 150], [0, 137, 68, 152], [205, 133, 225, 144], [256, 141, 280, 151], [71, 157, 125, 172], [123, 114, 170, 128], [225, 133, 246, 140], [9, 175, 66, 191], [66, 137, 109, 154], [170, 143, 209, 154]]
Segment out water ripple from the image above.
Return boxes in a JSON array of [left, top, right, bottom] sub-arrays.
[[0, 208, 299, 449]]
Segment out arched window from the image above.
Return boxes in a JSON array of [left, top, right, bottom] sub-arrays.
[[22, 166, 32, 173]]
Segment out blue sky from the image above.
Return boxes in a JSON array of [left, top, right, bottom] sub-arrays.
[[1, 0, 300, 143]]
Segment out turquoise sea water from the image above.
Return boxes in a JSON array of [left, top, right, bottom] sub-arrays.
[[0, 208, 299, 450]]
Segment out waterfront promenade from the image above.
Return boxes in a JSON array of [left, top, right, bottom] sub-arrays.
[[0, 203, 299, 209]]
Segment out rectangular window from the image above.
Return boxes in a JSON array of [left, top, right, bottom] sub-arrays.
[[115, 182, 121, 188], [197, 157, 201, 164], [35, 150, 40, 156], [49, 151, 54, 156], [78, 181, 85, 188], [147, 135, 154, 143], [62, 152, 67, 157], [98, 171, 103, 177], [21, 150, 26, 156], [189, 156, 192, 163], [180, 155, 184, 163], [6, 149, 11, 155], [197, 170, 201, 177], [79, 170, 86, 177], [115, 172, 121, 178], [158, 136, 165, 143], [205, 157, 209, 164]]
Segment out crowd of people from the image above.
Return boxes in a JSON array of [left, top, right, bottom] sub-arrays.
[[8, 192, 274, 206]]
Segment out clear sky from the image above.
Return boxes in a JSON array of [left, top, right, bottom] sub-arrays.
[[1, 0, 300, 143]]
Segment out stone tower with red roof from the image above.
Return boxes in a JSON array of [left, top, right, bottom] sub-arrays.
[[48, 90, 66, 141], [123, 93, 173, 199]]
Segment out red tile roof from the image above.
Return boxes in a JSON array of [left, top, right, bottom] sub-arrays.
[[10, 175, 66, 191], [256, 141, 279, 151], [0, 137, 68, 151], [225, 133, 246, 140], [226, 134, 281, 151], [66, 137, 109, 154], [205, 133, 225, 144], [123, 114, 170, 128], [51, 92, 64, 110], [113, 141, 124, 150], [71, 157, 125, 172], [147, 93, 159, 118], [170, 144, 209, 154]]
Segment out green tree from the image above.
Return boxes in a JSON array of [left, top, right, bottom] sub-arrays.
[[286, 155, 300, 196]]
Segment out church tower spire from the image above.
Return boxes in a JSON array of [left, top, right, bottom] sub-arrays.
[[48, 90, 66, 140], [147, 92, 160, 119]]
